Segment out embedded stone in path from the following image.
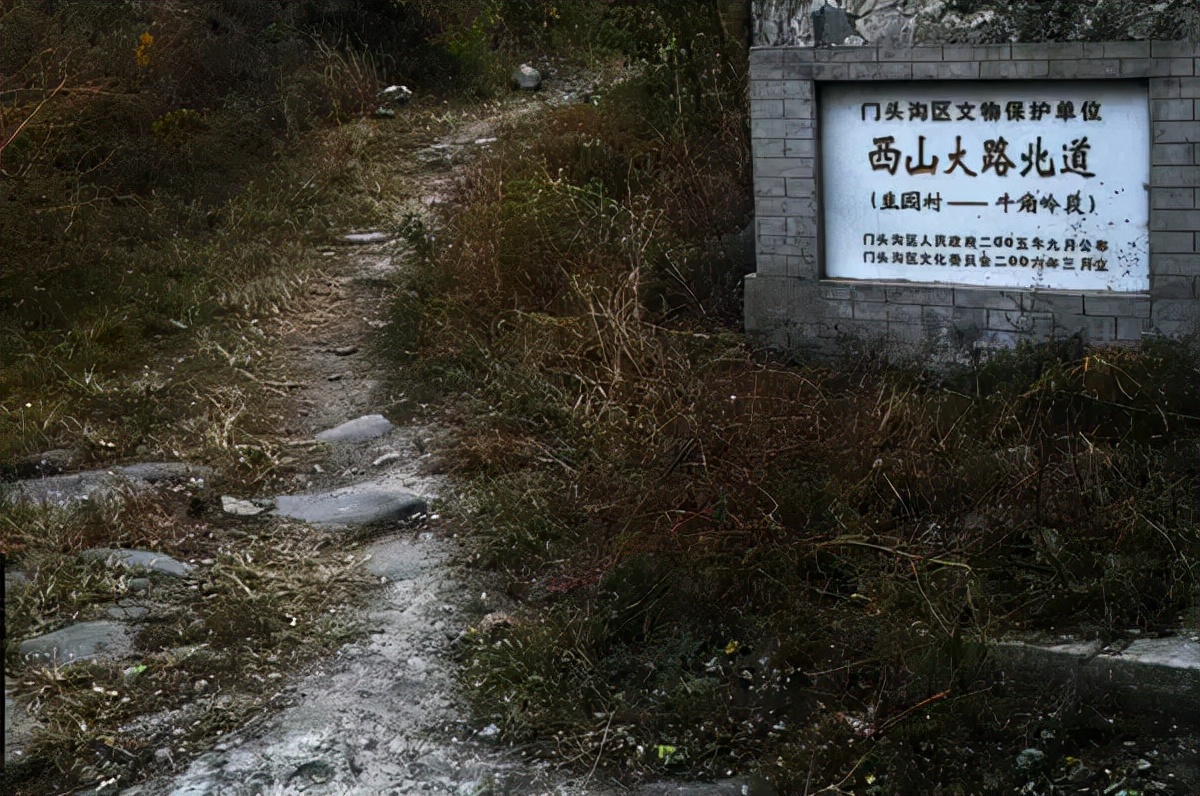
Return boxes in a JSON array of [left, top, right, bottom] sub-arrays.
[[221, 495, 272, 516], [315, 414, 393, 443], [342, 231, 391, 244], [19, 621, 134, 667], [81, 548, 194, 578], [0, 462, 212, 507], [274, 486, 425, 527]]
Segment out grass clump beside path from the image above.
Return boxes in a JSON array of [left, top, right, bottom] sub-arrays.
[[388, 16, 1200, 796], [3, 488, 373, 795], [1, 1, 565, 792]]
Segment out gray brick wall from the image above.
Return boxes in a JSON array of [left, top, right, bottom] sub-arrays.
[[746, 42, 1200, 356]]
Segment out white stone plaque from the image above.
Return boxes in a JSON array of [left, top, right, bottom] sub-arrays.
[[820, 81, 1150, 291]]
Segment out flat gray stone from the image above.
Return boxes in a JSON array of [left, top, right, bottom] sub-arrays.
[[19, 620, 133, 666], [342, 231, 391, 244], [993, 636, 1200, 721], [221, 496, 272, 516], [107, 602, 149, 620], [274, 487, 425, 527], [81, 548, 194, 578], [112, 462, 212, 482], [315, 414, 393, 443], [0, 462, 212, 507]]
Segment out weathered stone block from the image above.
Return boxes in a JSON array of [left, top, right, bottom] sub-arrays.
[[885, 285, 954, 305], [756, 197, 814, 217], [880, 46, 943, 62], [787, 216, 818, 237], [1151, 165, 1200, 186], [1151, 99, 1196, 121], [751, 118, 787, 139], [750, 99, 784, 119], [783, 60, 815, 80], [1150, 274, 1196, 299], [784, 138, 816, 157], [749, 48, 782, 68], [954, 289, 1020, 310], [942, 44, 1011, 61], [781, 118, 815, 138], [754, 254, 789, 276], [1024, 292, 1084, 315], [1152, 298, 1200, 323], [1043, 41, 1086, 60], [1104, 41, 1151, 59], [818, 283, 885, 303], [785, 178, 817, 199], [1153, 253, 1200, 275], [755, 157, 815, 179], [813, 46, 876, 63], [1152, 143, 1195, 166], [1149, 77, 1183, 98], [1117, 316, 1151, 341], [1152, 40, 1200, 59], [754, 139, 786, 158], [1049, 59, 1119, 78], [1121, 59, 1159, 78], [1152, 122, 1200, 144], [812, 63, 851, 80], [987, 309, 1052, 332], [759, 235, 817, 257], [982, 60, 1049, 79], [757, 217, 786, 237], [751, 80, 813, 99], [754, 177, 786, 197], [913, 61, 981, 79], [1084, 295, 1151, 317], [1151, 209, 1200, 231], [1085, 316, 1119, 341], [847, 62, 915, 80], [952, 306, 988, 329], [787, 254, 819, 278], [783, 99, 815, 119]]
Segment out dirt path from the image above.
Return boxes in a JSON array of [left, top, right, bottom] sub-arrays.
[[118, 92, 687, 796]]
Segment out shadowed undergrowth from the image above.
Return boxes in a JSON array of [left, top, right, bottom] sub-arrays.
[[385, 14, 1200, 791]]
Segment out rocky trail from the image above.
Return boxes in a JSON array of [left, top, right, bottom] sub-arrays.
[[5, 79, 762, 796]]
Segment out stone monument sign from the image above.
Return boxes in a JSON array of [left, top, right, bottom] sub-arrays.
[[744, 42, 1200, 353], [822, 80, 1149, 292]]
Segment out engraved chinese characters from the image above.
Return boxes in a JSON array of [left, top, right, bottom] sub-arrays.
[[820, 81, 1150, 292]]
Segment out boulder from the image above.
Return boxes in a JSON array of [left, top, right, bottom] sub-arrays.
[[512, 64, 542, 91]]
